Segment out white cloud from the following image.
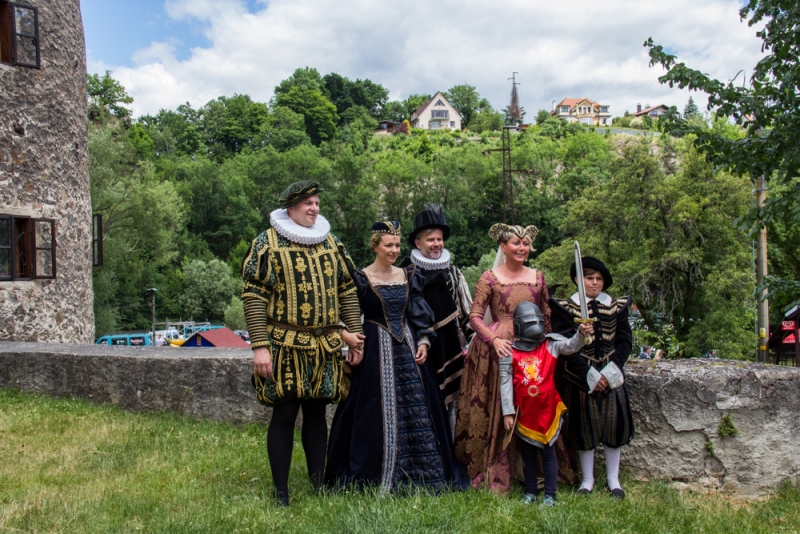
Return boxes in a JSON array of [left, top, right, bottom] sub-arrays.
[[91, 0, 766, 118]]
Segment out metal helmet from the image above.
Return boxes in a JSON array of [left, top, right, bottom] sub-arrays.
[[512, 301, 547, 351]]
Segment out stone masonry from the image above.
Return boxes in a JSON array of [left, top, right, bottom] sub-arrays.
[[1, 342, 799, 498], [0, 0, 94, 343]]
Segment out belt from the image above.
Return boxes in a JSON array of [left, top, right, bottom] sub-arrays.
[[267, 318, 344, 337]]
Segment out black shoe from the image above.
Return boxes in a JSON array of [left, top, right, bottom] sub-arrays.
[[576, 487, 593, 496], [609, 487, 625, 500], [275, 492, 290, 507]]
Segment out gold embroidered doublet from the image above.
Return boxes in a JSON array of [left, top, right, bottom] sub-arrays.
[[554, 295, 631, 368], [241, 228, 357, 352]]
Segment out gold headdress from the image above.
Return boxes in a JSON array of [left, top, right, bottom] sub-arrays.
[[488, 223, 539, 244], [370, 221, 401, 248]]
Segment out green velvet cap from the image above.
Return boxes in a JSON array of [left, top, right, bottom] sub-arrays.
[[279, 180, 323, 208]]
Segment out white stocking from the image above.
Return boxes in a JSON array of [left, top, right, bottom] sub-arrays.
[[578, 449, 595, 491], [604, 446, 622, 490]]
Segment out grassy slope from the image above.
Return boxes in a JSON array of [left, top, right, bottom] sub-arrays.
[[1, 389, 798, 533]]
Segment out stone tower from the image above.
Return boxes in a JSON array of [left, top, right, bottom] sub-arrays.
[[0, 0, 94, 343]]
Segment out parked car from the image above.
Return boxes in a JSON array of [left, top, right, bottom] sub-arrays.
[[95, 332, 153, 346], [233, 330, 250, 343]]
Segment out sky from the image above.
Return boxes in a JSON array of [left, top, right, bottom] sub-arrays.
[[81, 0, 766, 119]]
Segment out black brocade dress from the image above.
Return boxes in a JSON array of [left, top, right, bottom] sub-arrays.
[[325, 266, 467, 493]]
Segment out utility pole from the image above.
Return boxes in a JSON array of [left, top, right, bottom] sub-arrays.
[[755, 176, 769, 362], [148, 288, 158, 347]]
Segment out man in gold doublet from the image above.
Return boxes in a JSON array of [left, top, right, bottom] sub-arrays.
[[241, 180, 365, 506]]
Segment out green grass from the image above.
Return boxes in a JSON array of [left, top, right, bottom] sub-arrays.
[[1, 389, 799, 533]]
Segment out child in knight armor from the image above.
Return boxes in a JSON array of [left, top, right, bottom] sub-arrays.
[[500, 301, 593, 506]]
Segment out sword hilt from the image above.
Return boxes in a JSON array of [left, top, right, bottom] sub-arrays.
[[574, 317, 596, 345]]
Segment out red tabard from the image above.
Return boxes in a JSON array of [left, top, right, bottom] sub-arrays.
[[512, 345, 567, 445]]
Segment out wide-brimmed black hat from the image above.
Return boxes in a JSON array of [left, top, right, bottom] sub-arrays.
[[570, 256, 613, 290], [408, 204, 451, 246]]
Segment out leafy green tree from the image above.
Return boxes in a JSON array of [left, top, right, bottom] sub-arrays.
[[536, 109, 551, 125], [180, 259, 242, 322], [537, 137, 755, 358], [275, 86, 338, 145], [89, 122, 186, 333], [646, 1, 800, 311], [258, 106, 310, 151], [380, 100, 407, 123], [224, 296, 247, 330], [402, 94, 430, 118], [199, 94, 269, 160], [138, 104, 203, 157], [469, 108, 503, 133], [274, 67, 325, 95], [87, 71, 133, 123], [444, 84, 482, 127]]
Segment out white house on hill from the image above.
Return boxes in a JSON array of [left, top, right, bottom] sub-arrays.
[[410, 92, 462, 130], [550, 98, 611, 125]]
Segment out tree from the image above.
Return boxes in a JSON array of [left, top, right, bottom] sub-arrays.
[[87, 71, 134, 123], [199, 94, 269, 160], [402, 94, 429, 118], [683, 96, 700, 119], [274, 67, 324, 95], [322, 73, 389, 120], [536, 109, 551, 125], [275, 85, 338, 145], [444, 84, 481, 127], [180, 259, 242, 322], [503, 105, 526, 125], [646, 1, 800, 311], [380, 100, 407, 123], [537, 137, 755, 359], [258, 106, 310, 151]]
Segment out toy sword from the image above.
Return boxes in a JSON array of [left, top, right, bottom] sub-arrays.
[[573, 241, 596, 344]]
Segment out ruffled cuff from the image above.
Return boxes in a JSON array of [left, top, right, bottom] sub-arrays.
[[600, 361, 624, 389], [587, 367, 602, 393]]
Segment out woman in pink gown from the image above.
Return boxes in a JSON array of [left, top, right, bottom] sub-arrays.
[[454, 223, 577, 492]]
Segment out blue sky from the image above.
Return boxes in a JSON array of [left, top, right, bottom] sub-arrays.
[[80, 0, 766, 118]]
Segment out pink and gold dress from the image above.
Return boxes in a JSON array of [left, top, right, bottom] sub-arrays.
[[454, 269, 577, 491]]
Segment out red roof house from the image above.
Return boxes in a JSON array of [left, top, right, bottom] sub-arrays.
[[182, 327, 250, 349]]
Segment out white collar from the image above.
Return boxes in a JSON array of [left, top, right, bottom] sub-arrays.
[[570, 291, 612, 307], [269, 208, 330, 245], [410, 248, 451, 270]]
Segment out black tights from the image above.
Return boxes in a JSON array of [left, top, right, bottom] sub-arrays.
[[267, 399, 328, 500], [521, 440, 557, 499]]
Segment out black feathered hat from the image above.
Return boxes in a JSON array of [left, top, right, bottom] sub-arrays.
[[408, 204, 451, 246], [569, 256, 613, 290]]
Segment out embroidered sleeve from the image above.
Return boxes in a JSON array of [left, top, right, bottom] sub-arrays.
[[333, 235, 363, 334], [468, 272, 496, 344], [241, 233, 274, 347], [241, 231, 275, 302]]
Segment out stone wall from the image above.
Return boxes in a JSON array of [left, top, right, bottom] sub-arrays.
[[0, 0, 94, 343], [1, 342, 799, 498], [623, 359, 800, 498]]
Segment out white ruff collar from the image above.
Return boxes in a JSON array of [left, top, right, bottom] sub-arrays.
[[270, 209, 330, 245], [410, 248, 451, 270], [570, 292, 612, 307]]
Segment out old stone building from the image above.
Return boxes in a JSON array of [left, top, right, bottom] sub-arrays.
[[0, 0, 94, 343]]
